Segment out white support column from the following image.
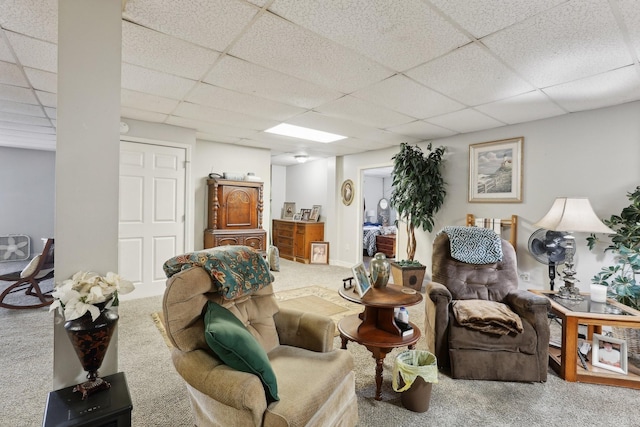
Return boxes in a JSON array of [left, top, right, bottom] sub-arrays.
[[54, 0, 122, 389]]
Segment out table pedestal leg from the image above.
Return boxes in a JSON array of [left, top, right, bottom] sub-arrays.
[[367, 346, 393, 401]]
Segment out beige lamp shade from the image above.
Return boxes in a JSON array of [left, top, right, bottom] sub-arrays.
[[533, 197, 614, 234]]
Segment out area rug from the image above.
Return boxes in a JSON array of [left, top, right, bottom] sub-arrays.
[[151, 285, 363, 348]]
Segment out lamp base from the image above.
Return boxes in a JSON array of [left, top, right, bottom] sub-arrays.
[[556, 284, 583, 300]]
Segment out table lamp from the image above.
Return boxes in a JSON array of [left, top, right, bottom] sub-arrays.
[[533, 197, 613, 300]]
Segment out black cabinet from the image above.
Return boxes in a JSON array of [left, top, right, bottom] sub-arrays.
[[42, 372, 132, 427]]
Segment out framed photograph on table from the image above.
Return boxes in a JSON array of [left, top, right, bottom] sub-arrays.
[[592, 334, 627, 374], [351, 263, 372, 297], [301, 209, 312, 221], [310, 241, 329, 264], [293, 213, 302, 221], [469, 137, 523, 203], [283, 202, 296, 219]]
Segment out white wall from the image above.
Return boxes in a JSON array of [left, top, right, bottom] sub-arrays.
[[0, 147, 55, 256]]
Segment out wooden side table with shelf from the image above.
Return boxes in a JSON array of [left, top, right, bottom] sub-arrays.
[[531, 289, 640, 389], [338, 284, 422, 400]]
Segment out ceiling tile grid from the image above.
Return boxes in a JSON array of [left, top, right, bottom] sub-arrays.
[[1, 0, 639, 160]]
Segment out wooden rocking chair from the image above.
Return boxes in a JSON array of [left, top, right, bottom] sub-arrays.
[[0, 238, 54, 309]]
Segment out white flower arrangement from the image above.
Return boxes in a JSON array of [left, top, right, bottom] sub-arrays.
[[50, 271, 135, 321]]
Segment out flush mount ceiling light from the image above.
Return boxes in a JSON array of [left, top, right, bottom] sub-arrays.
[[294, 154, 308, 163], [265, 123, 346, 143]]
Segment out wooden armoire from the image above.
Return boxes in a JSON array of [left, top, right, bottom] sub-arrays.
[[204, 178, 266, 251]]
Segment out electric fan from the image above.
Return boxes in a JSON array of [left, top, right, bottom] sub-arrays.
[[0, 235, 31, 262], [527, 229, 574, 290]]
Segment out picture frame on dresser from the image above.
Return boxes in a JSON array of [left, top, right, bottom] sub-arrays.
[[301, 209, 312, 221], [310, 241, 329, 264], [283, 202, 296, 219], [309, 205, 321, 221]]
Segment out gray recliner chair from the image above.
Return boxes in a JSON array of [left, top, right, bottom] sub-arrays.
[[426, 231, 550, 382]]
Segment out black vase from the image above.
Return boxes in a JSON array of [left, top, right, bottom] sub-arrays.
[[64, 303, 118, 399]]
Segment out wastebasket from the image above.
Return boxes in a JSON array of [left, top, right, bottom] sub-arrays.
[[392, 350, 438, 412]]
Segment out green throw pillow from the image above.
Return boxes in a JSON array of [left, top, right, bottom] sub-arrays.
[[204, 301, 279, 402]]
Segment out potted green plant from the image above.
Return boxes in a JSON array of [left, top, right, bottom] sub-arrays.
[[389, 142, 447, 290], [588, 186, 640, 356], [587, 186, 640, 310]]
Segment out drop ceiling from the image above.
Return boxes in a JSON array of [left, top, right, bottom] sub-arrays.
[[1, 0, 640, 165]]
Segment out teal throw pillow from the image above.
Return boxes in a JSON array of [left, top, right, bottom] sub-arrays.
[[204, 301, 279, 402]]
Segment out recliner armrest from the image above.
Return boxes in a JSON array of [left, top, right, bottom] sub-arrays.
[[426, 281, 452, 369], [171, 348, 268, 417], [504, 289, 550, 327], [274, 307, 334, 352]]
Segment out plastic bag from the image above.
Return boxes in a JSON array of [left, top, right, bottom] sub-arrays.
[[392, 350, 438, 392]]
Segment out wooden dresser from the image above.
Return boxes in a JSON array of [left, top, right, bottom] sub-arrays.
[[273, 219, 324, 264], [375, 234, 396, 258], [204, 178, 266, 251]]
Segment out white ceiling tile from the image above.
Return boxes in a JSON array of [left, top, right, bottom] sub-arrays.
[[0, 38, 15, 63], [167, 116, 260, 139], [174, 102, 277, 131], [122, 21, 220, 80], [315, 95, 415, 128], [0, 99, 45, 117], [0, 0, 58, 43], [123, 0, 258, 51], [429, 0, 566, 39], [427, 108, 505, 133], [204, 55, 343, 109], [0, 83, 38, 104], [352, 74, 464, 119], [120, 106, 168, 123], [6, 32, 57, 73], [230, 12, 394, 93], [0, 128, 55, 140], [0, 119, 55, 134], [353, 128, 421, 146], [0, 134, 55, 150], [0, 61, 29, 87], [23, 67, 56, 93], [618, 0, 640, 59], [44, 107, 56, 119], [121, 89, 180, 115], [195, 132, 242, 144], [475, 90, 566, 124], [387, 120, 457, 140], [484, 0, 632, 88], [35, 90, 56, 108], [187, 83, 305, 121], [121, 63, 196, 100], [407, 43, 533, 106], [543, 66, 640, 112], [268, 0, 470, 71], [0, 111, 50, 126]]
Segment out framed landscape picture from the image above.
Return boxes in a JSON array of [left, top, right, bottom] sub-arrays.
[[469, 137, 523, 203], [352, 262, 372, 297]]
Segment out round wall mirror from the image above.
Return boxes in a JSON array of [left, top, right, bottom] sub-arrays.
[[377, 198, 390, 225]]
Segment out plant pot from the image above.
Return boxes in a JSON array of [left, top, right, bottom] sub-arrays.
[[390, 262, 426, 292]]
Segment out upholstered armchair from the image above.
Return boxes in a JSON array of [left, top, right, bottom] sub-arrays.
[[162, 246, 358, 427], [425, 229, 550, 382]]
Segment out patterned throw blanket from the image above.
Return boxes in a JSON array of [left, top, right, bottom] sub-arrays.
[[452, 299, 523, 335], [163, 246, 272, 300], [441, 226, 502, 264]]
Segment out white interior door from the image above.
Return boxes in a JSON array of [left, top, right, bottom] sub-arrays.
[[119, 141, 186, 299]]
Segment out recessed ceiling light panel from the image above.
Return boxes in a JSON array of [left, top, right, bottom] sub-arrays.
[[265, 123, 346, 143]]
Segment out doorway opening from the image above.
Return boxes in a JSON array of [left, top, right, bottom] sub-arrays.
[[360, 166, 396, 269]]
